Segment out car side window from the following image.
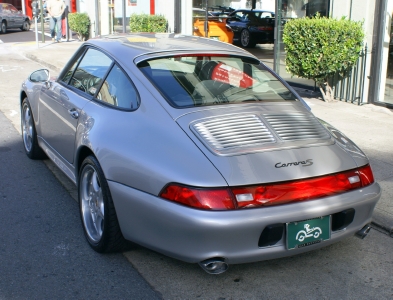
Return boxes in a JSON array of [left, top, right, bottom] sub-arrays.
[[261, 12, 273, 18], [9, 5, 18, 13], [68, 48, 113, 96], [96, 65, 139, 110], [60, 55, 83, 85]]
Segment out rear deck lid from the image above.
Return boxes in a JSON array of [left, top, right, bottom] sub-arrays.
[[176, 103, 358, 186]]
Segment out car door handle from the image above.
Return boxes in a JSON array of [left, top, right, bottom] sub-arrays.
[[68, 108, 79, 119]]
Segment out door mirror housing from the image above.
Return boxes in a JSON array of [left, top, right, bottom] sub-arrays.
[[29, 69, 50, 82]]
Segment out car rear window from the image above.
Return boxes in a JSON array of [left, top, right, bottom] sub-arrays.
[[138, 55, 297, 108]]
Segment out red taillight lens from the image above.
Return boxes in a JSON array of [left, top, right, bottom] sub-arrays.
[[232, 165, 375, 208], [159, 165, 374, 210], [257, 26, 273, 31], [160, 185, 235, 210]]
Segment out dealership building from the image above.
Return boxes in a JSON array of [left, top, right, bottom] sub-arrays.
[[13, 0, 393, 109]]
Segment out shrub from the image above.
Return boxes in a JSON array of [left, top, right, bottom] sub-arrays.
[[283, 15, 364, 102], [68, 12, 90, 41], [129, 13, 167, 33]]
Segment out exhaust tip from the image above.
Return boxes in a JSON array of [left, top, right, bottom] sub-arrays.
[[355, 224, 371, 239], [198, 257, 229, 274]]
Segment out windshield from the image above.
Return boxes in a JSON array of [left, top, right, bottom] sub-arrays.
[[138, 55, 297, 108]]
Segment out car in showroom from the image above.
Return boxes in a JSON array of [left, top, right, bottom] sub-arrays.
[[0, 3, 30, 33], [226, 9, 275, 47], [193, 7, 234, 44], [20, 33, 380, 274]]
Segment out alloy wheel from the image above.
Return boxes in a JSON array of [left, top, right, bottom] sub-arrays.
[[22, 103, 33, 153], [241, 29, 250, 47], [80, 165, 105, 243]]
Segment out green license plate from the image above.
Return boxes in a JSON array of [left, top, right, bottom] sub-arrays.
[[286, 216, 331, 250]]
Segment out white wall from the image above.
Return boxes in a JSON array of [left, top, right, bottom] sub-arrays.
[[378, 0, 393, 102], [155, 0, 175, 32], [114, 0, 149, 17]]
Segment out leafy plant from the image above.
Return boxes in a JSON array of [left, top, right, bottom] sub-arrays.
[[129, 13, 167, 33], [283, 15, 364, 102], [68, 12, 90, 41]]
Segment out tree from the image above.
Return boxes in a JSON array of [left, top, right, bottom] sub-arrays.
[[283, 15, 364, 102]]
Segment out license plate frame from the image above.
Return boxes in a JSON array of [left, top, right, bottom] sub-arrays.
[[286, 216, 331, 250]]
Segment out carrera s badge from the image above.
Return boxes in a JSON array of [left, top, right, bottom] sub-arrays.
[[275, 159, 313, 168]]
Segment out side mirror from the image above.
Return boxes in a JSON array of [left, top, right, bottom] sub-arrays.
[[29, 69, 50, 82]]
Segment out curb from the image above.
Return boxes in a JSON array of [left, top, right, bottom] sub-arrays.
[[24, 53, 62, 73]]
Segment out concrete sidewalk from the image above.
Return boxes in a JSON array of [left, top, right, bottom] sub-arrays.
[[11, 39, 393, 236]]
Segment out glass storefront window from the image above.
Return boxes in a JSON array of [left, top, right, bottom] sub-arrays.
[[275, 0, 329, 88]]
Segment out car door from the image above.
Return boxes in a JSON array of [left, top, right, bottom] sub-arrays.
[[1, 4, 13, 27], [8, 4, 23, 27], [226, 11, 246, 34], [38, 47, 113, 164]]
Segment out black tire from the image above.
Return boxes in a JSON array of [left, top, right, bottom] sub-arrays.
[[21, 98, 46, 159], [21, 20, 30, 31], [79, 156, 129, 253], [1, 21, 6, 34], [240, 29, 256, 48]]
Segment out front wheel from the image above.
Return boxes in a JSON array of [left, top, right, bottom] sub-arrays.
[[1, 21, 6, 34], [21, 20, 30, 31], [240, 29, 256, 48], [21, 98, 46, 159], [79, 156, 128, 253]]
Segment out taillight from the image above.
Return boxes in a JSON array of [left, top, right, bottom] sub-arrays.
[[159, 165, 374, 210], [160, 185, 235, 210], [257, 26, 273, 31]]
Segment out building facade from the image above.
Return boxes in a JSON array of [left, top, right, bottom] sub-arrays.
[[13, 0, 393, 108]]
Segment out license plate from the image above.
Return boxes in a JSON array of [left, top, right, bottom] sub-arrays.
[[286, 216, 331, 250]]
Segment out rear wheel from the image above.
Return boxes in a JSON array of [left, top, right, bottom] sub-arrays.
[[1, 21, 6, 34], [21, 98, 46, 159], [240, 29, 256, 48], [79, 156, 129, 253], [21, 20, 30, 31]]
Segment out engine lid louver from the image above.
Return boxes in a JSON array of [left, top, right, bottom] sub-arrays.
[[263, 113, 331, 141], [191, 113, 333, 156], [192, 115, 275, 150]]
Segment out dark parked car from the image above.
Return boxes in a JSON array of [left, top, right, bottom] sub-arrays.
[[226, 9, 275, 47], [21, 33, 380, 275], [208, 6, 235, 17], [0, 3, 30, 33]]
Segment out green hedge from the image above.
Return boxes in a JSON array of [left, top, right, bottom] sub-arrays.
[[68, 12, 90, 41], [129, 14, 167, 33], [283, 15, 364, 101]]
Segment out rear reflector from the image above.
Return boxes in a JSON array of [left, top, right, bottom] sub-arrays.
[[159, 165, 374, 210]]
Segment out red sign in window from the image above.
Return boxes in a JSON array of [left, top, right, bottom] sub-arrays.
[[211, 63, 255, 88]]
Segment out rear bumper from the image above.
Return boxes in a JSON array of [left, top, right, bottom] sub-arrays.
[[110, 181, 381, 264]]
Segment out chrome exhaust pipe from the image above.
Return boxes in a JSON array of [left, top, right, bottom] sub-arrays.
[[198, 257, 229, 274], [355, 224, 371, 239]]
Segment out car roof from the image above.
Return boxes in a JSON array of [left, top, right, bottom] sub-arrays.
[[85, 33, 258, 64]]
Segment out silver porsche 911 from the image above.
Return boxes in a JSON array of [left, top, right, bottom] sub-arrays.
[[20, 33, 381, 274]]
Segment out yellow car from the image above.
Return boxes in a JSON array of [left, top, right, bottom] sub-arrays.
[[193, 8, 234, 44]]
